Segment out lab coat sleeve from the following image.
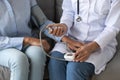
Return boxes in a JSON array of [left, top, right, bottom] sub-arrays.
[[60, 0, 74, 30], [94, 0, 120, 49], [0, 37, 24, 50]]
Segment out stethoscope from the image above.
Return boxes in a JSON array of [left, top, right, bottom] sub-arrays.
[[76, 0, 82, 22]]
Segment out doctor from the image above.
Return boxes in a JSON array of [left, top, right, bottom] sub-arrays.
[[47, 0, 120, 80]]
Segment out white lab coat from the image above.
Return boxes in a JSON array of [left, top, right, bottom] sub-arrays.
[[52, 0, 120, 74]]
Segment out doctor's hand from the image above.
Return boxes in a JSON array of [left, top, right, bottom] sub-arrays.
[[62, 36, 84, 52], [23, 37, 50, 52], [46, 23, 68, 36], [74, 41, 100, 62]]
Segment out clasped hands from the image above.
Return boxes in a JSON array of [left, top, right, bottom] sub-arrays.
[[47, 23, 99, 62], [23, 37, 50, 52]]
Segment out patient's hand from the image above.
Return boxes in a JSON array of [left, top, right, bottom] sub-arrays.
[[23, 37, 50, 52]]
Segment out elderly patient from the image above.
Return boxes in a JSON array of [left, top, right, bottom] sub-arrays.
[[0, 0, 55, 80]]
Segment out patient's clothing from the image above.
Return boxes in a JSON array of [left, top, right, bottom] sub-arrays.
[[0, 0, 50, 80], [0, 0, 36, 50]]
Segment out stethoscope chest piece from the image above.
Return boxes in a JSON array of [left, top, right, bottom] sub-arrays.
[[76, 16, 82, 22]]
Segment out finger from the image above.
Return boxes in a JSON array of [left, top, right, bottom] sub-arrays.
[[61, 23, 67, 33], [46, 24, 55, 28], [74, 48, 85, 60], [48, 27, 53, 33], [74, 54, 81, 60], [74, 43, 84, 49], [75, 51, 89, 62], [75, 48, 82, 56], [46, 24, 55, 33], [60, 26, 67, 35], [76, 55, 88, 62], [55, 26, 62, 36], [74, 52, 85, 60], [58, 27, 65, 36], [59, 27, 64, 35], [51, 27, 58, 35], [67, 43, 77, 50], [68, 45, 78, 52]]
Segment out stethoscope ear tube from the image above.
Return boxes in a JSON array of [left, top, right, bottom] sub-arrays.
[[77, 0, 79, 15], [76, 0, 82, 22]]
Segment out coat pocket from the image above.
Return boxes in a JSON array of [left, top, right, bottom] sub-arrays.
[[94, 0, 111, 15]]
